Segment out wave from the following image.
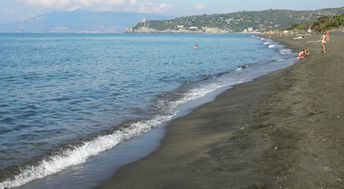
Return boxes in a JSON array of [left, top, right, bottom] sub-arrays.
[[279, 49, 292, 55], [0, 115, 173, 189], [268, 44, 276, 48], [0, 74, 229, 189]]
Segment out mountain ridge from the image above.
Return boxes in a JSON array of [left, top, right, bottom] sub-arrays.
[[0, 9, 173, 33]]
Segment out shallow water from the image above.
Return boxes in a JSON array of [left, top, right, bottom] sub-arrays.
[[0, 33, 295, 188]]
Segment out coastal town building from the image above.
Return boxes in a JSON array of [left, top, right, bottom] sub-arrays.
[[189, 26, 199, 30]]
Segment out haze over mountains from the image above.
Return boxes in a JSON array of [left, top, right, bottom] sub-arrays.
[[0, 9, 173, 33]]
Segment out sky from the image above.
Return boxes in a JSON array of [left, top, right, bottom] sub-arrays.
[[0, 0, 343, 24]]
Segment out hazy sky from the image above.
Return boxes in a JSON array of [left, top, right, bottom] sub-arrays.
[[0, 0, 343, 24]]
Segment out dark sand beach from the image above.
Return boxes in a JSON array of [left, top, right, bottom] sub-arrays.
[[99, 32, 344, 189]]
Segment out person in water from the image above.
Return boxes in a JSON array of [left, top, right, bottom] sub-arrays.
[[194, 42, 199, 49], [321, 32, 327, 53]]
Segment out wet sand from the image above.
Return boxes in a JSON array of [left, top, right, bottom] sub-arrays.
[[99, 32, 344, 189]]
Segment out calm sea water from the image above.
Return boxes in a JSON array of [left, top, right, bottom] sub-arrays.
[[0, 33, 295, 188]]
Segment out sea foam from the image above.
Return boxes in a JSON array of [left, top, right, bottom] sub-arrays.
[[279, 49, 292, 55], [0, 115, 173, 189], [0, 80, 227, 189]]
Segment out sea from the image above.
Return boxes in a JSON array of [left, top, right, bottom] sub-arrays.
[[0, 33, 296, 189]]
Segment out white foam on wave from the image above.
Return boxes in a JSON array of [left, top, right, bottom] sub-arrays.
[[279, 49, 292, 55], [0, 78, 228, 189], [169, 83, 225, 112], [264, 42, 270, 45], [268, 44, 276, 48], [0, 114, 174, 189]]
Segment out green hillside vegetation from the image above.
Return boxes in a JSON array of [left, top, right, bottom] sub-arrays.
[[292, 14, 344, 31], [132, 7, 344, 32]]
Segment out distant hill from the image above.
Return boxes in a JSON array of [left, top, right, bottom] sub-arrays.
[[291, 14, 344, 31], [0, 9, 173, 33], [128, 7, 344, 33]]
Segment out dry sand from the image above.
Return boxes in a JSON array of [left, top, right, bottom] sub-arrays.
[[99, 32, 344, 189]]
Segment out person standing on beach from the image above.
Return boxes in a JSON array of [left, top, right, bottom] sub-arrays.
[[321, 32, 327, 53]]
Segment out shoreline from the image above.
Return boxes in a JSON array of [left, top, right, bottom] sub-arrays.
[[0, 33, 293, 189], [99, 32, 344, 188]]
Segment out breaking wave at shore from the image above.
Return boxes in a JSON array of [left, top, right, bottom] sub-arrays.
[[0, 75, 234, 189]]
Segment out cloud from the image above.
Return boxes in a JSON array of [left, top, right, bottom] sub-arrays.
[[27, 0, 75, 9], [195, 2, 206, 10], [25, 0, 171, 13], [136, 3, 170, 13], [5, 10, 16, 15]]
